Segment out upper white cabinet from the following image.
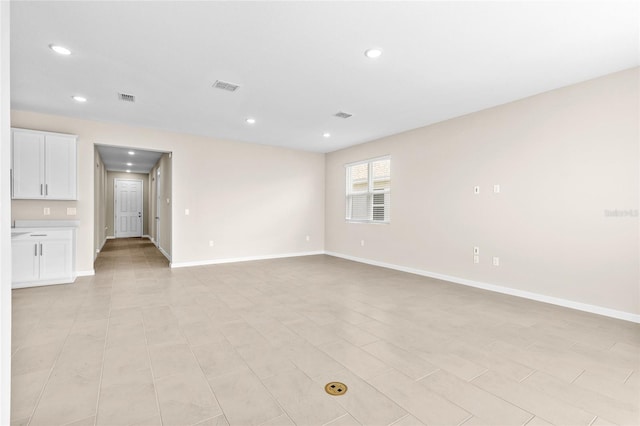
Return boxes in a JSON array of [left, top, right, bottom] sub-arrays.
[[12, 128, 77, 200]]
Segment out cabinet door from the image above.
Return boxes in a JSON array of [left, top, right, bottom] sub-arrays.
[[45, 134, 77, 200], [12, 239, 40, 285], [12, 130, 45, 199], [39, 239, 72, 280]]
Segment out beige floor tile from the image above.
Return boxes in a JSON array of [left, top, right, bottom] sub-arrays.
[[258, 414, 295, 426], [11, 340, 64, 376], [11, 241, 639, 426], [235, 341, 297, 379], [63, 415, 96, 426], [522, 417, 554, 426], [419, 369, 533, 426], [29, 373, 100, 426], [522, 371, 639, 425], [416, 350, 488, 382], [262, 368, 347, 426], [369, 369, 471, 425], [10, 369, 50, 421], [324, 413, 363, 426], [589, 416, 619, 426], [155, 372, 222, 425], [388, 414, 424, 426], [192, 340, 250, 379], [313, 369, 407, 426], [207, 369, 283, 426], [96, 372, 159, 426], [10, 417, 30, 426], [283, 341, 345, 379], [573, 368, 640, 405], [472, 370, 596, 425], [322, 339, 392, 380], [148, 342, 202, 379], [361, 340, 439, 380], [195, 414, 231, 426]]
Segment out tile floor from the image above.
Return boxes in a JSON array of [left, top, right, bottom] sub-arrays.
[[10, 238, 640, 426]]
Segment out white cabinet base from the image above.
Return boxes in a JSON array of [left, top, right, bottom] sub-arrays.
[[11, 227, 76, 289]]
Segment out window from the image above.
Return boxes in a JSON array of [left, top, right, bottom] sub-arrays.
[[345, 157, 390, 223]]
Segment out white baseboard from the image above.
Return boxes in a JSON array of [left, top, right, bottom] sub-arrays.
[[106, 236, 115, 240], [325, 251, 640, 324], [143, 235, 152, 240], [76, 270, 95, 277], [159, 246, 172, 262], [170, 250, 324, 269]]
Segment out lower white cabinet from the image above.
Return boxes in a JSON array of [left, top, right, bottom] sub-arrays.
[[11, 228, 76, 289]]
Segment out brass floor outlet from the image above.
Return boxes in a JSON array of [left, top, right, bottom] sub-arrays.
[[325, 382, 347, 396]]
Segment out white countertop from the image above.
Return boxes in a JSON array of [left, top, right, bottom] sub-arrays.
[[13, 220, 80, 228]]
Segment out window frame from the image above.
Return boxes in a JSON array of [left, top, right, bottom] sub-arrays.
[[345, 155, 391, 224]]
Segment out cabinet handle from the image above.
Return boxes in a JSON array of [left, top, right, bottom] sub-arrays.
[[34, 244, 37, 256], [30, 234, 47, 237], [45, 184, 48, 195], [40, 184, 43, 195], [40, 243, 43, 256]]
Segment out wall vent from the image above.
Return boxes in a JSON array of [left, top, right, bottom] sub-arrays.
[[118, 93, 136, 102], [212, 80, 241, 92], [334, 111, 353, 119]]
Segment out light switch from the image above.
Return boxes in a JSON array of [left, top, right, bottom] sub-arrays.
[[493, 184, 500, 193], [43, 207, 50, 215], [473, 246, 480, 255], [185, 209, 190, 216], [493, 257, 500, 266], [66, 207, 77, 216], [474, 186, 480, 195]]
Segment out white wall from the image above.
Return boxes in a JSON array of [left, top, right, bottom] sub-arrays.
[[11, 111, 326, 270], [326, 68, 639, 319], [0, 2, 11, 423]]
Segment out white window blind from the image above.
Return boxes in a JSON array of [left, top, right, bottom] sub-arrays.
[[345, 157, 390, 223]]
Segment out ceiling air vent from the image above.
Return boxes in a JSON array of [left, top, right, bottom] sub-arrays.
[[118, 93, 136, 103], [334, 111, 353, 119], [212, 80, 240, 92]]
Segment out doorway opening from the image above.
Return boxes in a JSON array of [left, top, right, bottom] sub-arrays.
[[94, 144, 172, 263]]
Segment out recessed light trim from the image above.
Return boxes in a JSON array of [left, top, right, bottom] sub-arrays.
[[50, 44, 71, 55], [365, 48, 382, 59], [126, 170, 131, 173], [128, 151, 135, 155], [72, 95, 87, 103], [323, 133, 331, 138], [126, 162, 133, 166], [246, 118, 256, 124]]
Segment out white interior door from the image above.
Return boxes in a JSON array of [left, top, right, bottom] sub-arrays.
[[115, 179, 143, 238]]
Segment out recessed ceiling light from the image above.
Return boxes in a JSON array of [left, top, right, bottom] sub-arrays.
[[128, 151, 135, 155], [246, 118, 256, 124], [323, 133, 331, 138], [126, 162, 133, 166], [365, 48, 382, 59], [72, 95, 87, 103], [50, 44, 71, 55], [126, 170, 131, 173]]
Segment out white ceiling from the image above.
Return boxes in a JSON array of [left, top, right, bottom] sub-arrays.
[[95, 145, 164, 174], [10, 1, 639, 153]]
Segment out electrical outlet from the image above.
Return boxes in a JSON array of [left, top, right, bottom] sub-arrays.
[[43, 207, 50, 215], [361, 240, 365, 247], [66, 207, 76, 215], [209, 240, 214, 247], [493, 257, 500, 266], [474, 255, 480, 264], [185, 208, 190, 215], [306, 235, 310, 241], [494, 184, 500, 193]]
